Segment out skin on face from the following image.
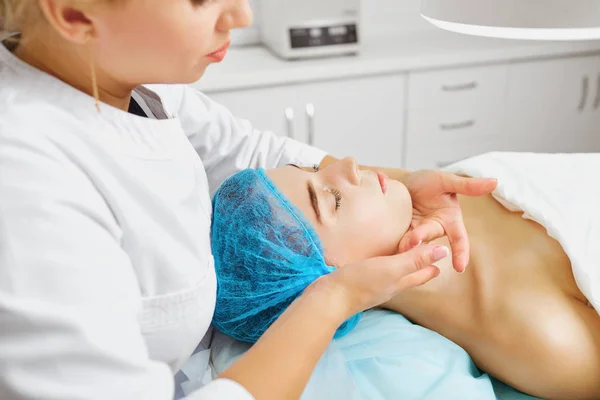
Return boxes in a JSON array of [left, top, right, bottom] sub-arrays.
[[15, 0, 253, 108], [86, 0, 253, 85], [266, 158, 413, 267]]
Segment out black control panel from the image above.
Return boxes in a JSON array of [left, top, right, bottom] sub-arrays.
[[289, 23, 358, 49]]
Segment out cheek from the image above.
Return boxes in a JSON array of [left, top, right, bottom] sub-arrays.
[[348, 194, 407, 252], [95, 8, 213, 83], [345, 194, 390, 230], [387, 182, 413, 233], [322, 198, 397, 265]]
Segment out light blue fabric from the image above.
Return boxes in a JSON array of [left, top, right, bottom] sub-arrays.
[[210, 168, 361, 343], [211, 309, 543, 400]]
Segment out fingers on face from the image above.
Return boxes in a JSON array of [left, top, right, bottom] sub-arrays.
[[398, 265, 441, 290], [398, 219, 446, 255], [444, 218, 469, 273], [448, 175, 498, 196], [411, 221, 445, 244], [386, 242, 447, 276], [397, 244, 448, 289]]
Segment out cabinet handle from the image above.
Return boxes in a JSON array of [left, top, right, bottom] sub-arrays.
[[594, 74, 600, 110], [439, 120, 476, 131], [305, 103, 315, 146], [441, 81, 478, 92], [284, 107, 295, 139], [578, 76, 590, 112]]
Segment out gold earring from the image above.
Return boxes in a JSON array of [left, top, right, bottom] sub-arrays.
[[86, 33, 101, 113]]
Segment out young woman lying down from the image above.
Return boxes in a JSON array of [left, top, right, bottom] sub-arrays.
[[209, 152, 600, 400]]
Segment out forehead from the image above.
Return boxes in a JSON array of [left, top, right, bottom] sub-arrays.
[[266, 166, 320, 229]]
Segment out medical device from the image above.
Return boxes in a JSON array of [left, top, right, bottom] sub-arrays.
[[258, 0, 361, 60]]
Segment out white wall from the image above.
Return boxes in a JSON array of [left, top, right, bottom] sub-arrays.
[[360, 0, 433, 37], [231, 0, 434, 47]]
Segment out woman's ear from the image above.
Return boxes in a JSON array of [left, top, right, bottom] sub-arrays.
[[38, 0, 95, 43]]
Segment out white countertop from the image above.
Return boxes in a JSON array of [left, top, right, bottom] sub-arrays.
[[194, 30, 600, 93]]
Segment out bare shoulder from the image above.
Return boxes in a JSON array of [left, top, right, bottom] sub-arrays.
[[537, 298, 600, 399], [475, 293, 600, 400]]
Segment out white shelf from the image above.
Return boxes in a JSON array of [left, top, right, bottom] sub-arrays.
[[194, 30, 600, 93]]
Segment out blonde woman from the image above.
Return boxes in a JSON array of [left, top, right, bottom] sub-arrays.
[[0, 1, 497, 399]]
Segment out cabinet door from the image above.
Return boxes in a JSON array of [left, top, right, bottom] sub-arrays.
[[294, 74, 406, 168], [554, 55, 600, 153], [405, 64, 508, 170], [505, 55, 600, 153], [405, 141, 503, 170], [207, 85, 299, 139], [207, 75, 406, 168], [567, 56, 600, 152]]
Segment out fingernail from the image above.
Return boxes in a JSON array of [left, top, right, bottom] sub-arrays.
[[432, 246, 449, 260]]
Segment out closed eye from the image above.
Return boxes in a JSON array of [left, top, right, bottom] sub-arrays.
[[330, 188, 342, 211]]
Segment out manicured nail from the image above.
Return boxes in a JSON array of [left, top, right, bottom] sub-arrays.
[[432, 246, 449, 261]]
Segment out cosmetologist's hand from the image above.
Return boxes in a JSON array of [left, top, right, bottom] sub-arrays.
[[306, 243, 449, 319], [399, 170, 497, 273]]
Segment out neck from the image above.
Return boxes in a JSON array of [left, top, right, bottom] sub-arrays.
[[14, 30, 133, 112]]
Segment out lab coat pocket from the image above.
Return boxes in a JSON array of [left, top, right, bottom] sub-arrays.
[[138, 262, 217, 373]]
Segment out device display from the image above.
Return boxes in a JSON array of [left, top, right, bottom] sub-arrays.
[[290, 24, 358, 49]]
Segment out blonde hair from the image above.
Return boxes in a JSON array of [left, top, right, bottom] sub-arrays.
[[1, 0, 36, 37], [1, 0, 105, 112], [0, 0, 110, 40]]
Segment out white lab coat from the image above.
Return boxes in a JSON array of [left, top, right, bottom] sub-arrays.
[[0, 42, 326, 399]]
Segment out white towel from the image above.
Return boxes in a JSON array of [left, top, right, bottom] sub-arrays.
[[445, 152, 600, 313]]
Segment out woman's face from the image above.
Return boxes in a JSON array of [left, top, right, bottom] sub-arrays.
[[266, 158, 413, 267], [88, 0, 252, 85]]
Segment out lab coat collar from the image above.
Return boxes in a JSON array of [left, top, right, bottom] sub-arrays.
[[0, 40, 182, 138]]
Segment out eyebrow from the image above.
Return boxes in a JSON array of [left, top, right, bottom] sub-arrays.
[[307, 181, 322, 225], [287, 164, 322, 224]]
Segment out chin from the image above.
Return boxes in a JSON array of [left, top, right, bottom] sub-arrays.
[[388, 181, 413, 232], [389, 180, 412, 208], [178, 70, 208, 84], [191, 64, 210, 81], [163, 63, 209, 85]]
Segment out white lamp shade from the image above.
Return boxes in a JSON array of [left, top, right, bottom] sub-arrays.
[[421, 0, 600, 40]]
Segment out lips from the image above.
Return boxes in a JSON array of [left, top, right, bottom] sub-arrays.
[[376, 171, 389, 194], [206, 41, 231, 62]]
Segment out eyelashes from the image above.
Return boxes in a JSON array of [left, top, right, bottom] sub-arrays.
[[324, 187, 342, 211], [330, 188, 342, 211]]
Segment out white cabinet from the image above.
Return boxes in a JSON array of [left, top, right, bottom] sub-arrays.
[[206, 74, 406, 168], [202, 50, 600, 172], [505, 55, 600, 153], [405, 55, 600, 171], [206, 85, 298, 140], [297, 75, 406, 168], [404, 64, 508, 170]]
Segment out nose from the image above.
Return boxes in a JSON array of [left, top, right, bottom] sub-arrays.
[[216, 0, 254, 32], [338, 157, 361, 186]]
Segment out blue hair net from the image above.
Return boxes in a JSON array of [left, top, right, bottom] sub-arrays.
[[211, 168, 361, 344]]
